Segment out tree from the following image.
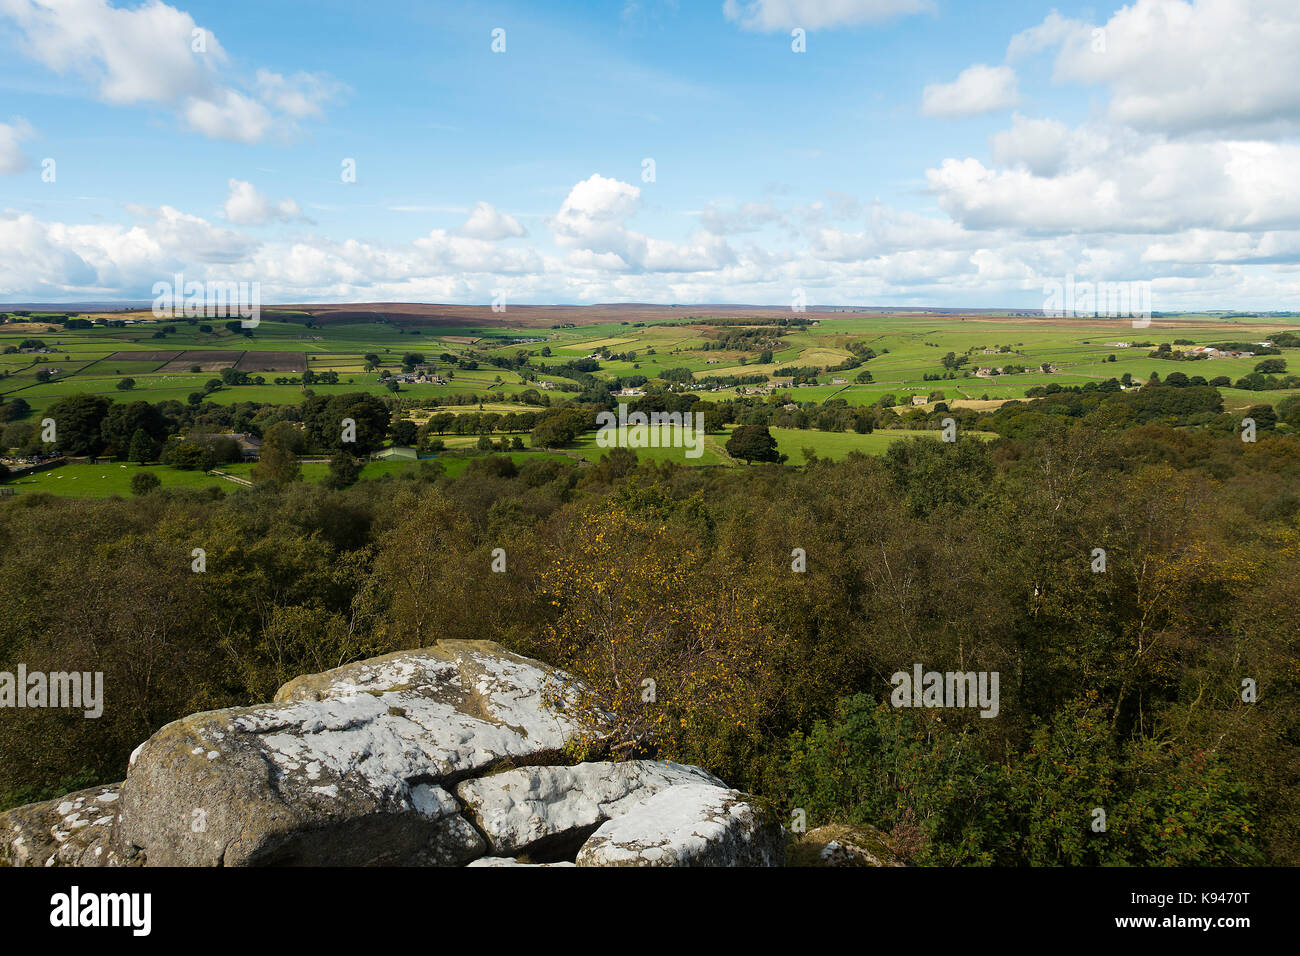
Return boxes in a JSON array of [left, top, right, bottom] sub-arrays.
[[390, 419, 419, 447], [163, 440, 211, 470], [324, 450, 362, 490], [1244, 404, 1278, 430], [45, 394, 111, 456], [116, 378, 135, 391], [251, 442, 301, 487], [130, 471, 161, 495], [101, 401, 166, 458], [726, 424, 781, 464], [262, 422, 309, 455], [128, 428, 158, 464]]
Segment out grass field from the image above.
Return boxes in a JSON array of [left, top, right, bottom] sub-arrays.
[[1, 450, 585, 498], [568, 424, 999, 467], [3, 463, 229, 498], [4, 309, 1296, 476]]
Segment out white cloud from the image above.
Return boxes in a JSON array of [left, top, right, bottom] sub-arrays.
[[928, 136, 1300, 234], [550, 174, 643, 255], [254, 69, 345, 119], [456, 201, 526, 240], [722, 0, 930, 32], [989, 113, 1073, 177], [185, 91, 274, 144], [0, 117, 34, 175], [1013, 0, 1300, 135], [223, 179, 308, 226], [550, 174, 734, 272], [922, 64, 1020, 117], [0, 0, 338, 142], [0, 0, 224, 104]]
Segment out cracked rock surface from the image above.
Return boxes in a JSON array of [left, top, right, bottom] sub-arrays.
[[458, 760, 725, 858], [0, 640, 783, 867], [576, 783, 785, 867], [0, 784, 131, 867]]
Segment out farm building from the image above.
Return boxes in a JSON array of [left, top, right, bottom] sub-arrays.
[[218, 433, 263, 460], [372, 446, 418, 461]]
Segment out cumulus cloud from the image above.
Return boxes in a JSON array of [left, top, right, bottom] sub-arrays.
[[922, 64, 1020, 117], [989, 113, 1073, 177], [254, 69, 346, 119], [185, 91, 274, 144], [0, 117, 34, 175], [722, 0, 931, 32], [550, 174, 643, 257], [0, 0, 339, 142], [928, 136, 1300, 234], [223, 179, 308, 226], [551, 174, 734, 272], [1011, 0, 1300, 136], [456, 201, 526, 240]]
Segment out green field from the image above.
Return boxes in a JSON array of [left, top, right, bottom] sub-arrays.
[[4, 463, 229, 498], [567, 424, 998, 468], [4, 309, 1297, 491], [1, 450, 588, 498], [5, 310, 1298, 414]]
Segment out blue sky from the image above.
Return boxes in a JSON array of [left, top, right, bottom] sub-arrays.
[[0, 0, 1298, 308]]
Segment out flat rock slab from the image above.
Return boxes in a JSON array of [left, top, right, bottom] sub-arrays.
[[0, 784, 129, 867], [467, 857, 576, 867], [458, 760, 724, 857], [576, 783, 784, 867], [118, 640, 609, 866]]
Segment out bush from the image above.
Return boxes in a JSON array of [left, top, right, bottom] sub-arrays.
[[130, 471, 161, 496]]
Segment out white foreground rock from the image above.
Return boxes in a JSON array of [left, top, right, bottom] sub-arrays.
[[576, 783, 784, 867], [458, 760, 725, 857], [5, 641, 785, 867], [467, 857, 576, 867], [117, 640, 610, 866]]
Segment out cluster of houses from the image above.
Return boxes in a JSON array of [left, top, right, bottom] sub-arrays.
[[1184, 346, 1256, 359], [219, 433, 263, 460], [390, 364, 448, 385]]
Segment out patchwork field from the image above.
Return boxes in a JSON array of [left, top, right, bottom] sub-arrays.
[[3, 306, 1296, 484]]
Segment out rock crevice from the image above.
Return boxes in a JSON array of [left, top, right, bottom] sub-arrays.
[[1, 640, 784, 868]]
